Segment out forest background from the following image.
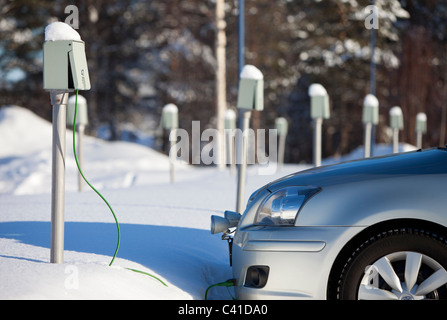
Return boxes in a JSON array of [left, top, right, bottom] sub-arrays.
[[0, 0, 446, 164]]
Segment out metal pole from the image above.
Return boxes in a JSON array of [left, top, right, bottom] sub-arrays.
[[226, 130, 236, 176], [216, 0, 227, 170], [169, 128, 176, 183], [278, 134, 286, 170], [236, 111, 251, 213], [392, 128, 399, 153], [313, 117, 322, 167], [231, 135, 236, 176], [369, 0, 376, 157], [50, 91, 68, 264], [364, 122, 372, 158], [416, 131, 422, 149], [77, 124, 84, 192], [235, 0, 246, 213]]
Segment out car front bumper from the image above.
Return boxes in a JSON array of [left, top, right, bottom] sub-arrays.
[[231, 225, 364, 300]]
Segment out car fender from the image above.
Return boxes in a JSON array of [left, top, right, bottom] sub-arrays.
[[296, 174, 447, 228]]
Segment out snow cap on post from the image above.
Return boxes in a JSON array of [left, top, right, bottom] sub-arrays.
[[161, 103, 179, 130], [224, 109, 236, 129], [308, 83, 330, 119], [43, 22, 90, 91], [237, 65, 264, 111], [308, 83, 327, 97], [362, 94, 379, 125], [416, 112, 427, 134], [240, 65, 264, 80], [45, 21, 82, 41]]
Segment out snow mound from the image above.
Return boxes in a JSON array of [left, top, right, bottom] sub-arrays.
[[45, 21, 81, 41], [0, 106, 53, 157], [0, 105, 174, 195]]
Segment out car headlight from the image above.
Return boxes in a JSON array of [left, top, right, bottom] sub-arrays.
[[255, 186, 321, 226]]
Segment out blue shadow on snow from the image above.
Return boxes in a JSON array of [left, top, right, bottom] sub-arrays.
[[0, 221, 231, 296]]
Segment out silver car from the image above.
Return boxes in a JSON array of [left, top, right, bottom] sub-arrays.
[[211, 148, 447, 300]]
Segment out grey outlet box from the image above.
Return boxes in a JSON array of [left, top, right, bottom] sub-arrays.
[[162, 104, 179, 130], [67, 95, 88, 126], [236, 78, 264, 111], [43, 40, 91, 91], [310, 95, 330, 119]]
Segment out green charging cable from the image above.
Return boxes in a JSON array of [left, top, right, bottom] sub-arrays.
[[72, 90, 120, 266], [72, 90, 167, 287], [205, 279, 236, 300], [126, 268, 167, 286]]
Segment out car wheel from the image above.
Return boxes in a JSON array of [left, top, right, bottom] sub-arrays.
[[336, 228, 447, 300]]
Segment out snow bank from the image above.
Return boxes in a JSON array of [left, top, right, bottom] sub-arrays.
[[45, 21, 81, 41], [0, 105, 174, 195], [0, 238, 189, 299], [0, 106, 53, 157]]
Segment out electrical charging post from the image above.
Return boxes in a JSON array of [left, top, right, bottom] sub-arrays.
[[309, 84, 330, 167], [362, 94, 379, 158], [235, 65, 264, 213], [67, 94, 88, 192], [415, 112, 427, 149], [275, 117, 288, 170], [43, 22, 91, 264], [390, 106, 404, 153], [162, 103, 179, 183]]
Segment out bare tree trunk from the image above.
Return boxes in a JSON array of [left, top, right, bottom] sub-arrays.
[[215, 0, 227, 169], [399, 26, 432, 146]]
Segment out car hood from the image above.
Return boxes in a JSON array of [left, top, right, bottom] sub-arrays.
[[264, 148, 447, 192]]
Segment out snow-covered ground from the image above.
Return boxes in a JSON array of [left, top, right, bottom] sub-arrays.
[[0, 106, 416, 300]]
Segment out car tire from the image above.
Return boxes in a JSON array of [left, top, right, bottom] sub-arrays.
[[336, 228, 447, 300]]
